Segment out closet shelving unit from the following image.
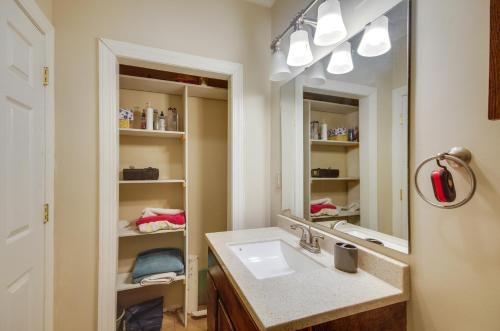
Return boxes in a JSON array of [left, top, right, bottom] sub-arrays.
[[304, 98, 361, 223], [117, 69, 228, 328]]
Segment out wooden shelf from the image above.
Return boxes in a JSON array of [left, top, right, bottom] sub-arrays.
[[118, 221, 185, 238], [120, 74, 228, 100], [119, 179, 185, 184], [116, 272, 185, 292], [307, 99, 358, 114], [311, 177, 360, 182], [310, 139, 358, 147], [120, 128, 185, 139]]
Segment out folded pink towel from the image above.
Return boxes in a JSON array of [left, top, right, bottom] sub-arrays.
[[311, 203, 336, 214], [136, 213, 185, 225]]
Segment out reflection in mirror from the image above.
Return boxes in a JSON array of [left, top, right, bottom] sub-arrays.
[[280, 0, 410, 254]]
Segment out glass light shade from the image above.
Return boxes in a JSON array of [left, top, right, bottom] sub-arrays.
[[327, 41, 353, 74], [313, 0, 347, 46], [357, 15, 391, 57], [306, 61, 326, 86], [287, 29, 314, 67], [270, 49, 291, 81]]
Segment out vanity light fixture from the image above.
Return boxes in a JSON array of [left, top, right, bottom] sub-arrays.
[[313, 0, 347, 46], [327, 41, 354, 74], [306, 61, 326, 85], [270, 44, 292, 81], [287, 25, 314, 67], [357, 15, 391, 57]]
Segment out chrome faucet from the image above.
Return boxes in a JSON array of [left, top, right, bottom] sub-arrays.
[[290, 224, 324, 253]]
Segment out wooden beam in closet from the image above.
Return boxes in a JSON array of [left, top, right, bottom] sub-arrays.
[[303, 92, 359, 107], [120, 64, 228, 90]]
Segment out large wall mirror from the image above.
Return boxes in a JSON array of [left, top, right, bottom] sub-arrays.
[[280, 0, 410, 254]]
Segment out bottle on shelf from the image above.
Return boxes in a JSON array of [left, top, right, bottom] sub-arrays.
[[145, 102, 154, 130], [153, 109, 159, 131], [320, 120, 328, 141], [140, 110, 146, 129], [159, 111, 166, 131]]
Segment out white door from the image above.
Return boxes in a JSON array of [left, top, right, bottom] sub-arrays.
[[392, 86, 409, 239], [0, 0, 46, 330]]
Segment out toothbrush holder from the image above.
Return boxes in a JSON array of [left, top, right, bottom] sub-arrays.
[[334, 242, 358, 273]]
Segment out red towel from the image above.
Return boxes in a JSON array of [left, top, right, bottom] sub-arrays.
[[136, 213, 186, 225], [310, 203, 336, 214]]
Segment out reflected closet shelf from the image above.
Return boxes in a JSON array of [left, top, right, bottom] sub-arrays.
[[119, 128, 185, 139], [311, 177, 360, 181], [310, 139, 359, 147], [116, 272, 185, 292], [119, 179, 185, 184], [311, 211, 360, 220]]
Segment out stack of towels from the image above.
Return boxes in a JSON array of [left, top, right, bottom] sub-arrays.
[[136, 207, 186, 233], [132, 248, 185, 286], [310, 198, 338, 217]]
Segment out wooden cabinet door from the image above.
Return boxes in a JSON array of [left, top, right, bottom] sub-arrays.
[[218, 299, 235, 331], [207, 272, 218, 331]]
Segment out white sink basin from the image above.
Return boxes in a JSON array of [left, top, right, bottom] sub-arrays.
[[228, 239, 323, 280]]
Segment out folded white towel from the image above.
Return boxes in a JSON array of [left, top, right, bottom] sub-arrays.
[[139, 272, 177, 286], [310, 198, 332, 205], [142, 207, 184, 217], [137, 221, 185, 233]]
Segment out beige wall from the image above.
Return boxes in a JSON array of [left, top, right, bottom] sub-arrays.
[[35, 0, 52, 21], [409, 0, 500, 330], [53, 0, 271, 330], [272, 0, 500, 330]]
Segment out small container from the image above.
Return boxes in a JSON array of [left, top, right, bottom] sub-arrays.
[[159, 111, 166, 131], [334, 242, 358, 273], [320, 120, 328, 140], [311, 121, 320, 140]]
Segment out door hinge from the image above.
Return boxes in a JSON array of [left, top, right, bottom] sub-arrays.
[[43, 203, 49, 224], [400, 189, 403, 201], [43, 67, 49, 86]]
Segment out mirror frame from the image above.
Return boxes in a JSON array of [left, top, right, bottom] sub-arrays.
[[279, 0, 413, 254]]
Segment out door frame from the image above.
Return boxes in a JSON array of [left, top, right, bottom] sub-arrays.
[[11, 1, 55, 331], [283, 78, 378, 230], [97, 38, 244, 331]]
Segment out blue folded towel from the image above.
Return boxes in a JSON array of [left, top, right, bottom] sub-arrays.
[[132, 248, 185, 284]]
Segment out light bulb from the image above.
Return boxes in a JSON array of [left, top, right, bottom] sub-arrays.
[[314, 0, 347, 46], [270, 47, 291, 81], [357, 15, 391, 57], [287, 29, 314, 67], [306, 61, 326, 86], [327, 41, 353, 75]]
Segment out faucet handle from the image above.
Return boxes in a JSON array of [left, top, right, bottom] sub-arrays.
[[311, 234, 324, 248], [290, 224, 308, 242]]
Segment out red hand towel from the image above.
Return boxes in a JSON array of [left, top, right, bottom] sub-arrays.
[[136, 213, 186, 225], [310, 203, 336, 214]]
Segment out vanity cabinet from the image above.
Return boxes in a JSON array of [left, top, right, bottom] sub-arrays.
[[208, 249, 406, 331]]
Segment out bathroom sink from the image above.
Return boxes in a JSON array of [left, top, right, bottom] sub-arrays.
[[228, 239, 323, 280]]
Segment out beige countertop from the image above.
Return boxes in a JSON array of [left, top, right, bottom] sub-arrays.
[[206, 227, 409, 331]]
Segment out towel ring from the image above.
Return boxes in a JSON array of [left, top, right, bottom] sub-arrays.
[[414, 147, 476, 209]]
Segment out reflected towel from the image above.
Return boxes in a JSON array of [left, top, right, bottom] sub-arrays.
[[311, 203, 337, 214]]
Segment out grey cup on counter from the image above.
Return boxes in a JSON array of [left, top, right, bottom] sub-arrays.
[[334, 242, 358, 273]]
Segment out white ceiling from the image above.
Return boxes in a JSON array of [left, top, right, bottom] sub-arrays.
[[243, 0, 276, 8]]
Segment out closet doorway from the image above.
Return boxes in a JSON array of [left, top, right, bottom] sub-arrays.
[[98, 39, 244, 331]]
